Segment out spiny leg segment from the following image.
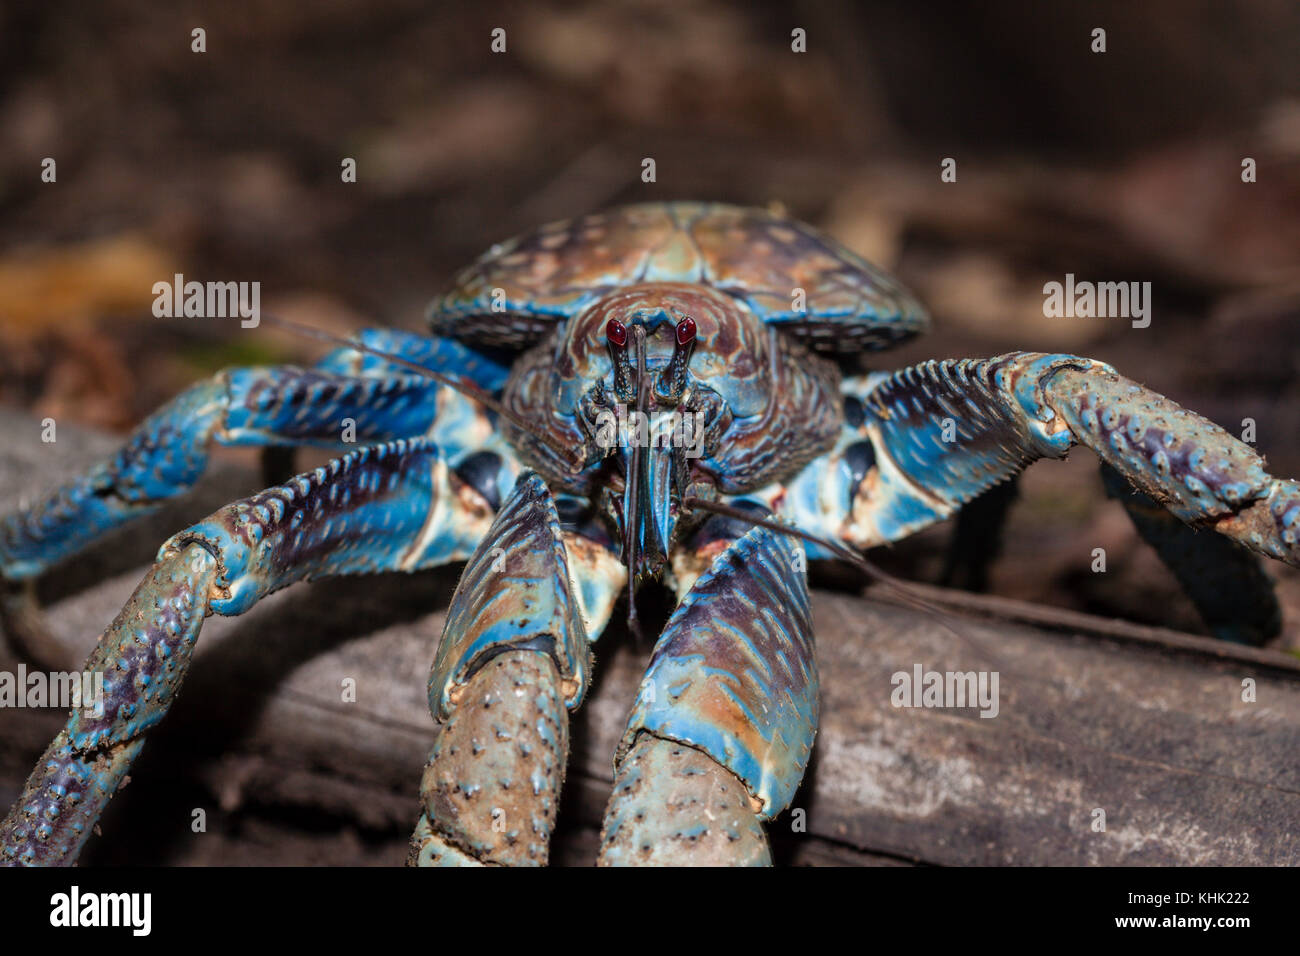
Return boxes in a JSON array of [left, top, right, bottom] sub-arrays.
[[1, 437, 494, 865], [0, 328, 507, 661], [779, 352, 1298, 642], [0, 545, 212, 865]]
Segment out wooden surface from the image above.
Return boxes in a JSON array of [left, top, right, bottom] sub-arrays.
[[1, 408, 1297, 866]]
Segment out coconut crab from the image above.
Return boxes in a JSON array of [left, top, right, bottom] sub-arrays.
[[1, 201, 1296, 866]]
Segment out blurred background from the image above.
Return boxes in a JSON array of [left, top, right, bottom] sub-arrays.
[[0, 0, 1298, 640]]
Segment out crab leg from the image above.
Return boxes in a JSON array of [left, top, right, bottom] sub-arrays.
[[1040, 359, 1300, 567], [410, 473, 623, 866], [778, 352, 1298, 640], [0, 330, 507, 660], [1, 438, 494, 866], [0, 546, 211, 865], [598, 524, 817, 866]]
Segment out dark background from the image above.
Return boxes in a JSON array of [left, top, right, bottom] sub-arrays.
[[0, 0, 1298, 863]]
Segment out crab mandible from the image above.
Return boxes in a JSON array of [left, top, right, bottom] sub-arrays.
[[1, 202, 1297, 866]]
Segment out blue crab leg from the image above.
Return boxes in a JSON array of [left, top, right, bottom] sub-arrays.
[[1, 330, 515, 666], [410, 473, 623, 867], [1040, 359, 1299, 568], [257, 328, 510, 485], [598, 524, 817, 866], [774, 351, 1299, 636], [0, 345, 498, 581], [1, 438, 495, 866], [0, 544, 210, 865]]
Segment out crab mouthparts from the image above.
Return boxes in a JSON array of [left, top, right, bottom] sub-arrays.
[[618, 323, 686, 637], [622, 444, 677, 580]]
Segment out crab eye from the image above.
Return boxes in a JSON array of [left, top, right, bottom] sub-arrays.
[[606, 318, 627, 348], [675, 315, 697, 346]]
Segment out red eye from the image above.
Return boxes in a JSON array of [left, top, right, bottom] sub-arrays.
[[675, 315, 697, 346], [606, 318, 627, 348]]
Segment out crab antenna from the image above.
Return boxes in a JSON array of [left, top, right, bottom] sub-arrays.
[[259, 313, 584, 476], [681, 496, 1015, 677]]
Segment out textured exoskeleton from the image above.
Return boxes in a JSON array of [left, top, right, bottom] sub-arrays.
[[2, 201, 1296, 866]]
